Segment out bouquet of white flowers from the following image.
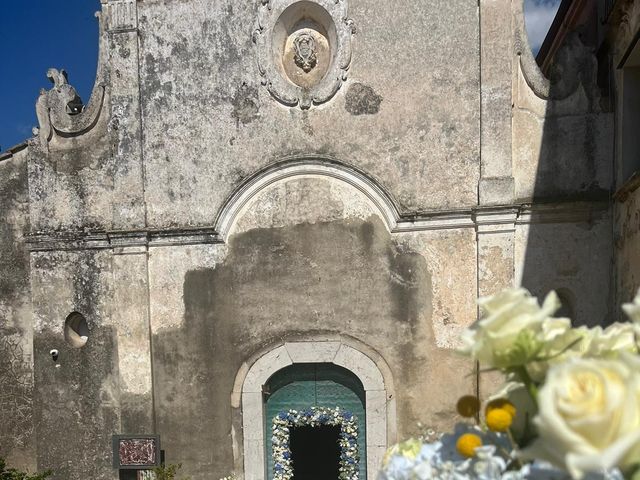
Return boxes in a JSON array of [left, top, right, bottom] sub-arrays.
[[379, 288, 640, 480]]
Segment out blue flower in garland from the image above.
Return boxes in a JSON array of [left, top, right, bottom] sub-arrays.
[[272, 406, 359, 480]]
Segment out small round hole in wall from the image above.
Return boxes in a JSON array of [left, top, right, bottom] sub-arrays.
[[64, 312, 89, 348]]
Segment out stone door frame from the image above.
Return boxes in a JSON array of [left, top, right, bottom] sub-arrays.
[[232, 339, 396, 480]]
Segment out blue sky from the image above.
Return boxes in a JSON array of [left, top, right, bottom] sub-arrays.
[[0, 0, 561, 152], [524, 0, 562, 53]]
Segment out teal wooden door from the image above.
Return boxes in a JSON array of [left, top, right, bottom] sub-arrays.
[[265, 364, 367, 480]]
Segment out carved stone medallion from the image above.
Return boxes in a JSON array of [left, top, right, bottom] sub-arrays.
[[253, 0, 355, 109]]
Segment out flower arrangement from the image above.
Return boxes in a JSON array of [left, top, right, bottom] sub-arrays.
[[379, 288, 640, 480], [272, 406, 359, 480]]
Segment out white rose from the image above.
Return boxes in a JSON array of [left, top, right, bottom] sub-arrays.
[[585, 323, 637, 357], [520, 354, 640, 479], [460, 288, 568, 369], [527, 322, 639, 383]]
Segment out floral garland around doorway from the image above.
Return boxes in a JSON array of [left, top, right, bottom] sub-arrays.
[[272, 406, 359, 480]]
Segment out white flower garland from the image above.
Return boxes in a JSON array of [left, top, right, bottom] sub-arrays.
[[272, 406, 359, 480]]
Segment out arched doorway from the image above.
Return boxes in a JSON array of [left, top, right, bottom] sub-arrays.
[[234, 341, 394, 480], [265, 364, 366, 480]]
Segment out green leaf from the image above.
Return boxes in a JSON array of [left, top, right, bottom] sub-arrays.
[[0, 458, 52, 480], [626, 464, 640, 480], [151, 463, 191, 480], [494, 330, 543, 368]]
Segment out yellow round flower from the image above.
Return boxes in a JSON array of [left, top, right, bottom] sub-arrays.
[[456, 395, 480, 418], [486, 408, 513, 432], [485, 398, 516, 420], [456, 433, 482, 458]]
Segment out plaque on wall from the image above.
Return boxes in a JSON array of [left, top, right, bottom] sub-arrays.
[[112, 435, 161, 470]]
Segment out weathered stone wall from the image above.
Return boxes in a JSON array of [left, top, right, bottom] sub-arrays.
[[512, 0, 613, 202], [611, 2, 640, 316], [0, 149, 35, 471], [147, 178, 477, 478], [31, 250, 119, 480], [515, 212, 613, 326], [19, 7, 151, 477], [511, 0, 614, 325], [28, 5, 144, 234], [136, 0, 480, 226], [29, 246, 154, 480], [615, 188, 640, 313], [0, 0, 625, 479], [512, 72, 613, 202]]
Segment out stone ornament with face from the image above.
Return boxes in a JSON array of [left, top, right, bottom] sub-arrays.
[[293, 32, 318, 72]]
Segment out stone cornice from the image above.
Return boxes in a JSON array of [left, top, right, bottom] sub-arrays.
[[25, 201, 610, 253], [516, 201, 609, 224], [475, 208, 518, 234], [26, 228, 221, 253]]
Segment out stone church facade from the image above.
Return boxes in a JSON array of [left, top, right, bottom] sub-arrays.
[[0, 0, 637, 479]]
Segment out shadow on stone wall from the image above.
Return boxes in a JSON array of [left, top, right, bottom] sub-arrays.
[[150, 216, 446, 479], [519, 31, 614, 326], [34, 325, 120, 480]]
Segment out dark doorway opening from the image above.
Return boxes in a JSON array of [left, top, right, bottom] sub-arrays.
[[290, 425, 340, 480]]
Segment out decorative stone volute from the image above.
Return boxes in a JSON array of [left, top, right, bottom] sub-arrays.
[[35, 68, 106, 146], [253, 0, 355, 109], [42, 69, 84, 117]]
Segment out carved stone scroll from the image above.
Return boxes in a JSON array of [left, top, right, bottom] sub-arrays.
[[35, 68, 106, 145]]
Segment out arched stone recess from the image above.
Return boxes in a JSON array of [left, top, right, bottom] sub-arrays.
[[214, 158, 401, 242], [232, 338, 396, 480]]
